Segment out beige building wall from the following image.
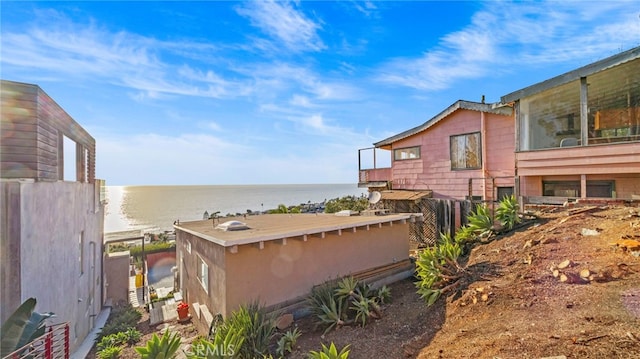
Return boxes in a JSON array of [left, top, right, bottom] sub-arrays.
[[224, 222, 409, 316], [104, 252, 131, 304], [177, 217, 410, 327]]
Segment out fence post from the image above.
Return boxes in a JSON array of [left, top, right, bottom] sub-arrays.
[[44, 327, 52, 359], [64, 323, 70, 358]]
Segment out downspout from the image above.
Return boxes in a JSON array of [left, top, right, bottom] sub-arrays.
[[481, 111, 488, 201]]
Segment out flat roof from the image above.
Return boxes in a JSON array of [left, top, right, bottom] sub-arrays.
[[174, 213, 414, 247]]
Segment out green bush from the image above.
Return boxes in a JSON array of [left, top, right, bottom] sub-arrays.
[[307, 343, 350, 359], [324, 196, 368, 213], [129, 242, 175, 258], [306, 277, 388, 334], [97, 345, 122, 359], [496, 195, 521, 230], [467, 204, 494, 238], [135, 330, 181, 359], [414, 232, 464, 306], [276, 327, 302, 358], [97, 303, 141, 341]]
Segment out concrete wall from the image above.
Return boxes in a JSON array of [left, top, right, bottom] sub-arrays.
[[390, 109, 515, 200], [0, 180, 104, 351], [105, 252, 130, 304]]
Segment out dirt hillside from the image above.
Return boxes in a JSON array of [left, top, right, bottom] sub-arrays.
[[293, 204, 640, 359]]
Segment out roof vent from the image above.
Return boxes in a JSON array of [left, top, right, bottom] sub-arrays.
[[216, 220, 250, 231]]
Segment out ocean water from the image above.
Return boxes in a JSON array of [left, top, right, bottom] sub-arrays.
[[105, 184, 367, 234]]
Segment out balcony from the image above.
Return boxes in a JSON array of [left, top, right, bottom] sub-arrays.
[[358, 147, 391, 188]]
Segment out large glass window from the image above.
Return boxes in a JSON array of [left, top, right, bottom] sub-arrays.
[[587, 60, 640, 144], [519, 59, 640, 150], [450, 132, 481, 169], [393, 146, 420, 161], [519, 81, 581, 150]]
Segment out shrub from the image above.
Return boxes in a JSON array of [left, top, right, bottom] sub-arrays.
[[306, 277, 388, 334], [324, 195, 368, 213], [97, 303, 141, 341], [97, 345, 122, 359], [467, 204, 494, 238], [496, 195, 521, 230], [276, 327, 302, 358], [135, 330, 182, 359], [414, 232, 464, 306], [307, 343, 350, 359]]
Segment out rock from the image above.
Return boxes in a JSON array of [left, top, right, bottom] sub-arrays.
[[579, 269, 591, 278], [581, 228, 600, 236], [560, 271, 589, 284], [557, 259, 574, 269], [276, 313, 294, 330]]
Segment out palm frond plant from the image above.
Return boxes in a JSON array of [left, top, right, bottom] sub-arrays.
[[0, 298, 55, 358]]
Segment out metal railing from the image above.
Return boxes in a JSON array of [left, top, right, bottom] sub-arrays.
[[3, 322, 69, 359]]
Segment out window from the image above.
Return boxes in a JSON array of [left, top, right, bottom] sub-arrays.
[[197, 256, 208, 293], [79, 231, 84, 276], [543, 181, 614, 198], [394, 146, 420, 161], [186, 240, 191, 253], [587, 60, 640, 144], [519, 81, 581, 150], [450, 132, 481, 169], [519, 59, 640, 150]]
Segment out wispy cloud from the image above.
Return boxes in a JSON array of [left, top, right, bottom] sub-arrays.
[[235, 0, 326, 52], [376, 1, 640, 91]]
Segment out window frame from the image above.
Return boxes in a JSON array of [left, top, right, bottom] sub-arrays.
[[393, 146, 421, 161], [197, 255, 209, 293], [450, 132, 482, 170]]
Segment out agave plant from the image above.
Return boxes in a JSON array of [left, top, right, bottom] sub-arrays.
[[467, 204, 494, 238], [276, 327, 302, 357], [0, 298, 55, 357], [496, 195, 521, 230], [135, 330, 182, 359], [307, 342, 350, 359], [415, 232, 465, 306], [187, 329, 244, 359], [215, 301, 276, 358]]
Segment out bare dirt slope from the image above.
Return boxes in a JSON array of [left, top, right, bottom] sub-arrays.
[[109, 205, 640, 359], [293, 205, 640, 359]]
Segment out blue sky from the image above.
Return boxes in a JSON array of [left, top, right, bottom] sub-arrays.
[[2, 1, 639, 185]]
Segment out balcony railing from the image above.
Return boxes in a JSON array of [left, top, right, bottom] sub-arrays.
[[358, 147, 391, 186], [3, 322, 69, 359]]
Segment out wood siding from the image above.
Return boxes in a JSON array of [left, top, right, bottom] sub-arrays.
[[390, 109, 514, 200], [1, 80, 96, 182], [516, 143, 640, 198]]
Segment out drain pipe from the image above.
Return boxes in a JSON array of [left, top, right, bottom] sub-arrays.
[[481, 110, 488, 201]]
